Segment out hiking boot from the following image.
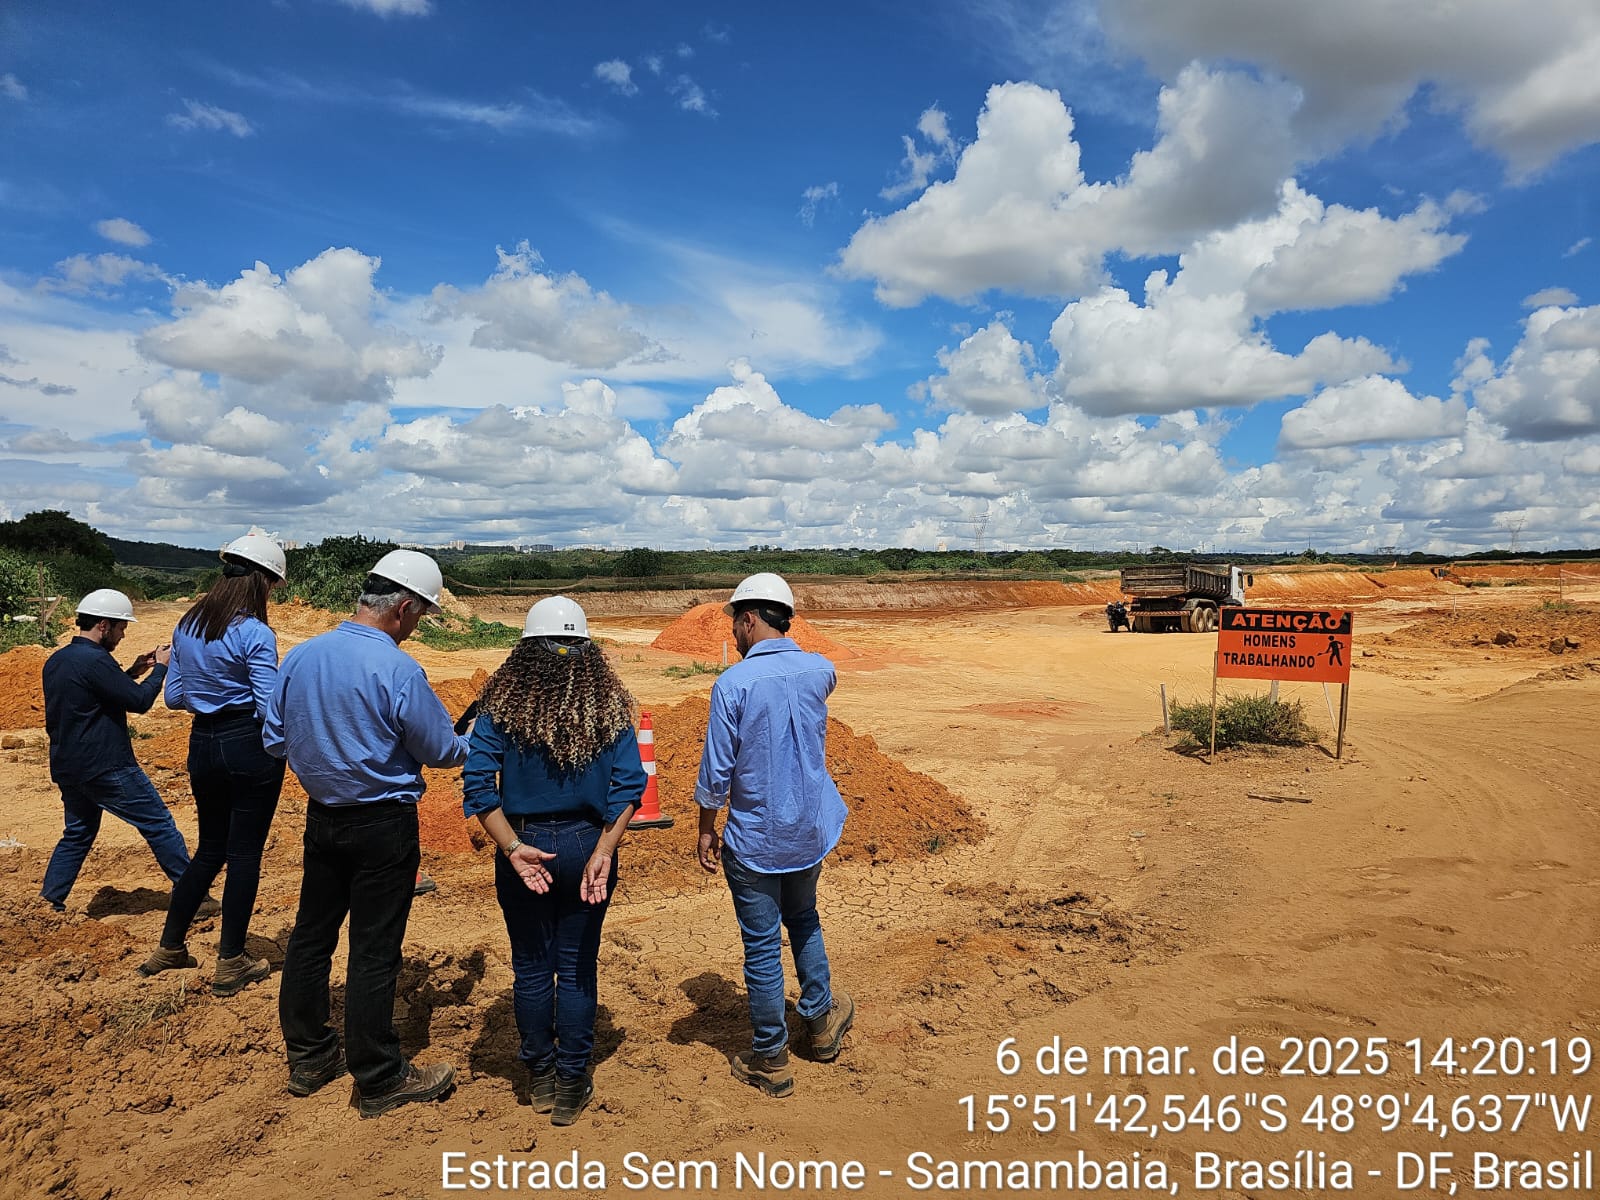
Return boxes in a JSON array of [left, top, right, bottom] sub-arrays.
[[730, 1048, 793, 1097], [413, 871, 437, 896], [805, 990, 855, 1062], [287, 1048, 347, 1097], [357, 1062, 456, 1119], [139, 944, 197, 976], [550, 1072, 593, 1126], [528, 1064, 557, 1114], [194, 896, 222, 919], [213, 953, 270, 996]]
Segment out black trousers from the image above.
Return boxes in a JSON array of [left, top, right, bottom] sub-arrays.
[[278, 801, 419, 1094], [162, 711, 284, 958]]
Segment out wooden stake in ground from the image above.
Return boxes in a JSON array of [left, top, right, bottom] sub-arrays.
[[1208, 652, 1219, 761], [1336, 681, 1350, 759], [1160, 683, 1170, 735]]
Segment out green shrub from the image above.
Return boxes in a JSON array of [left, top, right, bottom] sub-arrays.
[[1168, 692, 1314, 749], [0, 551, 64, 648], [413, 616, 522, 651]]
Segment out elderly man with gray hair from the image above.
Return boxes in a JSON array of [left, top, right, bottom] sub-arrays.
[[263, 550, 469, 1118]]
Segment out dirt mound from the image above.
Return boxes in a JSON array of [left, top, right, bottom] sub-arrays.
[[0, 645, 50, 730], [617, 694, 985, 892], [1382, 602, 1600, 652], [651, 602, 857, 661]]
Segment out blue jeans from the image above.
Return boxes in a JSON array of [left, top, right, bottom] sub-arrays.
[[279, 802, 419, 1095], [723, 850, 833, 1057], [494, 817, 615, 1080], [162, 712, 285, 958], [41, 766, 191, 906]]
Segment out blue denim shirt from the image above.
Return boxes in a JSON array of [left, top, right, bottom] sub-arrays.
[[462, 712, 646, 825], [694, 637, 847, 873], [262, 621, 468, 806], [164, 615, 279, 720]]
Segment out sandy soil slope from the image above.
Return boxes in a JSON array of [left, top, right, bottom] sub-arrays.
[[3, 580, 1598, 1199]]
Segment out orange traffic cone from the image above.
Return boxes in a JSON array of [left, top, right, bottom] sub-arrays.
[[628, 711, 674, 829]]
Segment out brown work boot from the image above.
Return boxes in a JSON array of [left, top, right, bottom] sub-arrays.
[[730, 1047, 794, 1097], [528, 1064, 557, 1114], [138, 944, 197, 976], [357, 1062, 456, 1119], [550, 1072, 593, 1126], [213, 953, 270, 996], [194, 896, 222, 919], [286, 1047, 347, 1097], [806, 990, 855, 1061]]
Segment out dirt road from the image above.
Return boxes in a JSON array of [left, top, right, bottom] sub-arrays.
[[3, 574, 1598, 1198]]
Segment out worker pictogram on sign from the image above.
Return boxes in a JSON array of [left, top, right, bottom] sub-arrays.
[[1215, 607, 1353, 684]]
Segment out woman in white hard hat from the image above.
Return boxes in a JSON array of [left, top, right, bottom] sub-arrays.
[[462, 596, 646, 1127], [140, 530, 288, 995]]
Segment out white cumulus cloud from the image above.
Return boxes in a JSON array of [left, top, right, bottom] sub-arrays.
[[1279, 376, 1468, 449], [918, 322, 1049, 416], [594, 60, 638, 95], [94, 218, 151, 248], [1462, 304, 1600, 439]]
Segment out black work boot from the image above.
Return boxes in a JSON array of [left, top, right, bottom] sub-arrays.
[[528, 1064, 557, 1114], [730, 1047, 794, 1097], [806, 990, 855, 1062], [550, 1072, 593, 1126]]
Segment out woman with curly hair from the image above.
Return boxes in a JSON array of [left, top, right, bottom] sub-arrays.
[[463, 596, 645, 1127]]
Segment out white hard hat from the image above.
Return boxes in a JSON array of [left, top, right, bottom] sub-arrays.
[[76, 588, 137, 622], [221, 528, 286, 580], [523, 595, 589, 639], [368, 549, 444, 611], [722, 572, 796, 617]]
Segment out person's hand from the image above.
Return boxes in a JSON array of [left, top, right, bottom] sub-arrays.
[[580, 848, 614, 904], [129, 650, 156, 677], [153, 643, 171, 667], [507, 843, 555, 893], [697, 828, 721, 874]]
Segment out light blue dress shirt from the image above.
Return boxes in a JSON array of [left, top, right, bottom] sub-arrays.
[[164, 615, 279, 719], [694, 637, 847, 873], [262, 621, 469, 806]]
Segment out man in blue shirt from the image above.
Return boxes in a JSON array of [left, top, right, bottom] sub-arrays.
[[695, 573, 855, 1097], [40, 590, 192, 912], [264, 550, 468, 1118]]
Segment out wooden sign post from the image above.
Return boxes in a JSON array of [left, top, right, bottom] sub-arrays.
[[1212, 607, 1355, 759]]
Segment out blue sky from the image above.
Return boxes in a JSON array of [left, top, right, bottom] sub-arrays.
[[1, 0, 1597, 553]]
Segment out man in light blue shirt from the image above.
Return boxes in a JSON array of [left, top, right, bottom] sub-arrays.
[[264, 550, 468, 1118], [695, 572, 855, 1098]]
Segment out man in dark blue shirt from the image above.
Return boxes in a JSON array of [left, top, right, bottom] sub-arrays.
[[41, 590, 192, 912]]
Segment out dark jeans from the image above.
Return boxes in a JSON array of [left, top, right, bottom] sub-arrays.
[[494, 816, 616, 1079], [41, 766, 191, 906], [162, 712, 285, 958], [279, 801, 419, 1095]]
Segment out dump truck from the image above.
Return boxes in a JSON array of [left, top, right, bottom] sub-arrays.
[[1116, 562, 1250, 632]]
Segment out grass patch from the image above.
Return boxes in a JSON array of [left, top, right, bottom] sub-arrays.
[[1538, 598, 1579, 613], [414, 616, 522, 650], [106, 981, 189, 1047], [662, 661, 728, 679], [1168, 693, 1315, 749]]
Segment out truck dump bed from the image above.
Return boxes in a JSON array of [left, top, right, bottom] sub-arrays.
[[1118, 562, 1233, 599]]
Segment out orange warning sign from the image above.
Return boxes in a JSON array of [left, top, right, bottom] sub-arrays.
[[1216, 607, 1353, 684]]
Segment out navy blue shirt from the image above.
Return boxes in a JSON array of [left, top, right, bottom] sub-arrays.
[[43, 637, 167, 785], [462, 712, 646, 826]]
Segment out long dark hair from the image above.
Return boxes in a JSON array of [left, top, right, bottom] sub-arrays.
[[478, 639, 635, 774], [177, 561, 274, 643]]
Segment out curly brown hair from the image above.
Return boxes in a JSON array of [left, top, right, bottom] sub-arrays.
[[478, 639, 636, 774]]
